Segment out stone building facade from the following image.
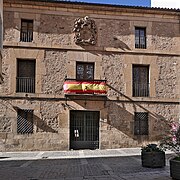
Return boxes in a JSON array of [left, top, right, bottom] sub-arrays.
[[0, 0, 3, 83], [0, 0, 179, 151]]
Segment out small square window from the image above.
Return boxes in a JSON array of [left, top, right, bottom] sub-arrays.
[[20, 19, 33, 42], [134, 112, 148, 135], [17, 109, 33, 134], [76, 62, 94, 80], [135, 27, 146, 49]]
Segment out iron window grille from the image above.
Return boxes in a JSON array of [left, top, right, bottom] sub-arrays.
[[134, 112, 149, 135], [16, 59, 36, 93], [76, 62, 94, 80], [17, 109, 33, 134], [20, 19, 33, 42], [133, 65, 149, 97], [135, 27, 146, 49]]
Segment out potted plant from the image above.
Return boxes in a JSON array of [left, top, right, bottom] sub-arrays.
[[141, 144, 165, 168], [160, 121, 180, 180]]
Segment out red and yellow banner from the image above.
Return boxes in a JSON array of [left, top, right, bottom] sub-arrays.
[[63, 81, 107, 94]]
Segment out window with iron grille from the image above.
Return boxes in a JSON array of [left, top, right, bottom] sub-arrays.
[[134, 112, 148, 135], [135, 27, 146, 49], [20, 19, 33, 42], [17, 109, 33, 134], [16, 59, 36, 93], [76, 62, 94, 80], [133, 65, 149, 97]]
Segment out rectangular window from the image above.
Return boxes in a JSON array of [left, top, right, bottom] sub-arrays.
[[134, 112, 148, 135], [133, 65, 149, 97], [17, 109, 33, 134], [20, 19, 33, 42], [76, 62, 94, 80], [135, 27, 146, 49], [16, 59, 36, 93]]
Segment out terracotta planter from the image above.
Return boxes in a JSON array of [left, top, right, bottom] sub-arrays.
[[141, 151, 165, 168], [170, 158, 180, 180]]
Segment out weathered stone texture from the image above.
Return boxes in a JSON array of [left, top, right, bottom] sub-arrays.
[[4, 12, 15, 42], [37, 15, 74, 46], [101, 101, 179, 148], [0, 117, 11, 132], [0, 99, 14, 133], [0, 48, 10, 94], [152, 36, 176, 51], [3, 133, 67, 151], [1, 1, 179, 151], [155, 104, 178, 122], [152, 22, 176, 51], [102, 54, 125, 96], [97, 20, 131, 48], [156, 56, 178, 98], [152, 22, 175, 37], [0, 99, 69, 151], [38, 101, 64, 133], [37, 15, 131, 48], [42, 50, 67, 95], [100, 101, 137, 148]]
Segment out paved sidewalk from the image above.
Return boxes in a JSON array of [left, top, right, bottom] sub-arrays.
[[0, 148, 175, 180], [0, 148, 143, 161]]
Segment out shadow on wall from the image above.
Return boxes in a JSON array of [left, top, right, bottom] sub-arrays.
[[64, 83, 167, 144], [34, 114, 58, 133], [78, 37, 131, 54], [112, 37, 131, 50], [106, 84, 167, 141], [13, 107, 58, 133]]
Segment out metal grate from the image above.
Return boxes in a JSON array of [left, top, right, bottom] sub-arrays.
[[133, 82, 149, 97], [134, 112, 148, 135], [17, 109, 33, 134], [16, 77, 35, 93], [70, 111, 99, 150]]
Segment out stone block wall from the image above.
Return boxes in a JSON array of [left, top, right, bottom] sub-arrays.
[[102, 54, 125, 96], [42, 50, 67, 95], [101, 102, 179, 149], [151, 22, 179, 52], [0, 48, 10, 94], [156, 56, 178, 98], [3, 12, 15, 42], [37, 15, 74, 46], [0, 99, 69, 151], [0, 0, 179, 151]]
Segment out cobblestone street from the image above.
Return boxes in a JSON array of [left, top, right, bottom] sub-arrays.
[[0, 148, 174, 180]]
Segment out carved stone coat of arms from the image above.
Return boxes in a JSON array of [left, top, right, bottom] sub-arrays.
[[73, 16, 97, 45]]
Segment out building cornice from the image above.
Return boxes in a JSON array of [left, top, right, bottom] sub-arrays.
[[0, 94, 179, 104], [3, 43, 180, 57], [3, 0, 180, 17]]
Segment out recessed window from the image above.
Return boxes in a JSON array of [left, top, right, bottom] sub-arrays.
[[134, 112, 148, 135], [16, 59, 36, 93], [133, 65, 149, 97], [135, 27, 146, 49], [17, 109, 33, 134], [20, 19, 33, 42], [76, 62, 94, 80]]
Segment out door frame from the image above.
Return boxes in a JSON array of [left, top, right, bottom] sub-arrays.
[[69, 110, 100, 150]]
